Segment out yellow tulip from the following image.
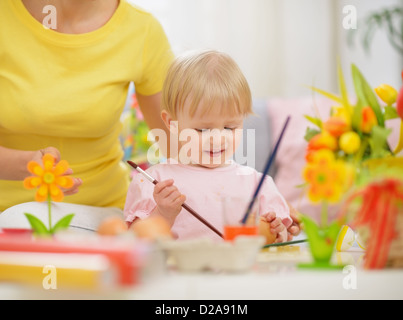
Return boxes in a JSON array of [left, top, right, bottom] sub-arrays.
[[375, 84, 398, 105], [332, 106, 352, 126], [339, 131, 361, 155]]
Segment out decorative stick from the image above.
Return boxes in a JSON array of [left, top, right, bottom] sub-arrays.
[[241, 116, 291, 225], [127, 161, 223, 238]]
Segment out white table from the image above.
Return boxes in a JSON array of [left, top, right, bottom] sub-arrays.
[[1, 244, 402, 300]]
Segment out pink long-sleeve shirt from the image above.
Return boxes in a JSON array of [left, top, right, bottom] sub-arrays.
[[124, 160, 291, 241]]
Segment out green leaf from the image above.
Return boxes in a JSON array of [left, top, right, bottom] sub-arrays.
[[337, 60, 351, 109], [351, 102, 364, 133], [307, 86, 343, 104], [304, 115, 322, 128], [351, 64, 385, 127], [384, 106, 399, 120], [51, 214, 75, 233], [304, 127, 321, 142], [24, 213, 50, 235], [295, 183, 308, 189], [368, 125, 392, 158]]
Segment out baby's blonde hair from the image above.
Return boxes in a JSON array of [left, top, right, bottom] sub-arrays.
[[162, 50, 252, 119]]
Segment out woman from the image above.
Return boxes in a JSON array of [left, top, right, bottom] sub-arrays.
[[0, 0, 173, 231]]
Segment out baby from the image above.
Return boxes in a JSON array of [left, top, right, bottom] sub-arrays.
[[124, 50, 292, 242]]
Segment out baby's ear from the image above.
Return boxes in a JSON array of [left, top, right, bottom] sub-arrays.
[[161, 110, 177, 133]]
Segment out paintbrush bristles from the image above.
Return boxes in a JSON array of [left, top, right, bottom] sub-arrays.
[[127, 161, 138, 169], [127, 161, 156, 184]]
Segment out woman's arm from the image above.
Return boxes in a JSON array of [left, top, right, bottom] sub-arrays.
[[136, 92, 171, 158], [0, 146, 39, 180], [0, 146, 82, 194]]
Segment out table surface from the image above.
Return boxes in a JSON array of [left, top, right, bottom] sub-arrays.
[[1, 241, 403, 300]]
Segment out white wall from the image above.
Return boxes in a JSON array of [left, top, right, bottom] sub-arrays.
[[336, 0, 403, 93], [130, 0, 403, 99]]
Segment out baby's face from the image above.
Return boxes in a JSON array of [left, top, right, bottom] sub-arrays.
[[175, 101, 244, 168]]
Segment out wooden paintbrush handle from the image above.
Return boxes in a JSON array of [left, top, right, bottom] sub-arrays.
[[182, 203, 223, 238]]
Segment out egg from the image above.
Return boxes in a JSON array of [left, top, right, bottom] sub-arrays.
[[130, 215, 173, 241], [259, 217, 276, 245], [336, 225, 355, 252], [97, 216, 128, 236], [355, 231, 367, 250]]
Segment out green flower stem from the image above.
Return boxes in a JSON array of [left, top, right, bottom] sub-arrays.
[[354, 138, 368, 165], [47, 194, 52, 231], [321, 200, 328, 229]]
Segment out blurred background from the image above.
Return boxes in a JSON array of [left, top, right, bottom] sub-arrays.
[[130, 0, 402, 98]]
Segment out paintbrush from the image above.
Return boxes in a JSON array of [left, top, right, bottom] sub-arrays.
[[127, 161, 223, 238], [241, 116, 291, 225], [262, 239, 307, 248]]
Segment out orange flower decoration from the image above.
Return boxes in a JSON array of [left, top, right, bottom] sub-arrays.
[[24, 154, 74, 202], [303, 150, 354, 203]]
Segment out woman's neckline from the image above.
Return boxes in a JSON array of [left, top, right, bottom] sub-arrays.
[[11, 0, 126, 46]]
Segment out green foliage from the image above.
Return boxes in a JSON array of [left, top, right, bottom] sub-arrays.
[[351, 64, 385, 127], [348, 7, 403, 56]]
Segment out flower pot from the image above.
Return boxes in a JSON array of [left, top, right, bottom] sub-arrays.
[[299, 215, 343, 269]]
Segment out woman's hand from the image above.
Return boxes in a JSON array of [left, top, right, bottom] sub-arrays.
[[33, 147, 82, 196], [264, 212, 287, 243], [152, 179, 186, 225]]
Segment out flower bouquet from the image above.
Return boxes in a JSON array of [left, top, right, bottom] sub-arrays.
[[301, 64, 403, 269]]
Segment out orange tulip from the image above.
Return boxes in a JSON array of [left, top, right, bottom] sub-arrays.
[[323, 116, 350, 137], [360, 106, 378, 134], [307, 131, 338, 152], [24, 154, 74, 202]]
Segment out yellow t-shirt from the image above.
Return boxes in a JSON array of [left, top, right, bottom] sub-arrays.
[[0, 0, 174, 211]]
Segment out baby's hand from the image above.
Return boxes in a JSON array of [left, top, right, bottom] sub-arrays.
[[264, 212, 287, 243], [153, 179, 186, 223]]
